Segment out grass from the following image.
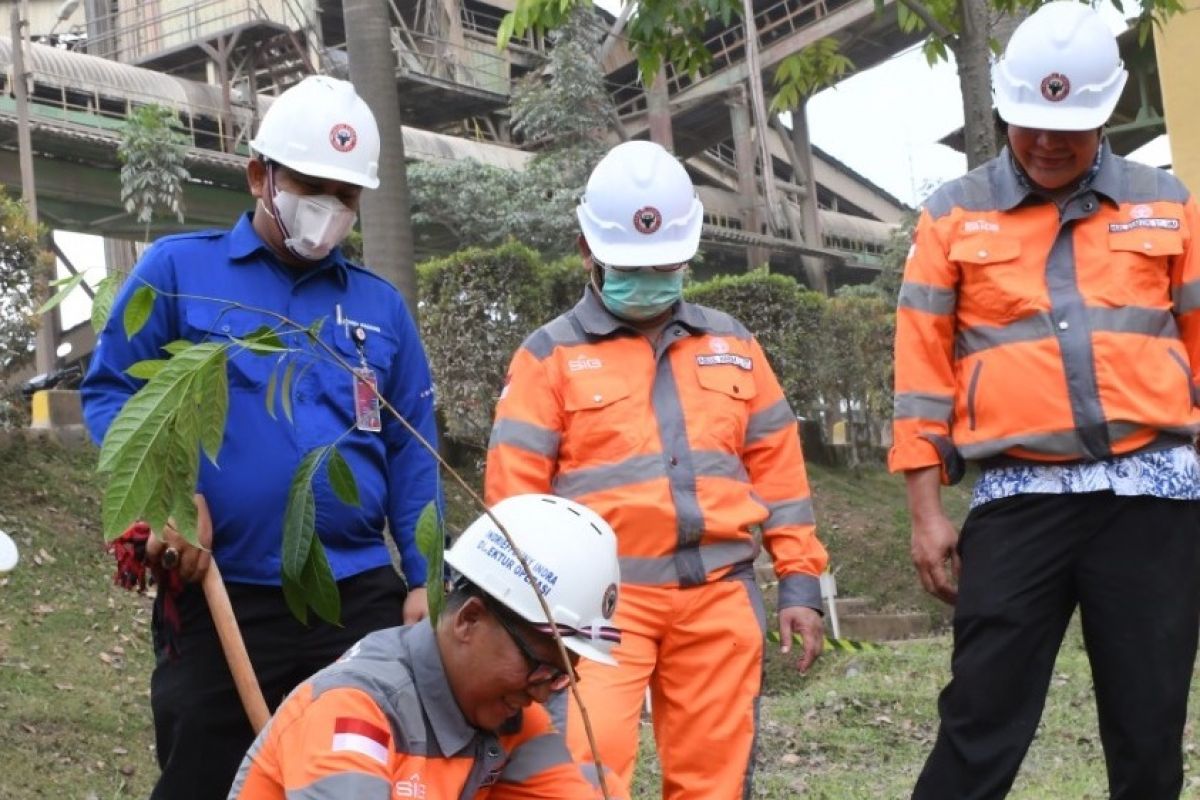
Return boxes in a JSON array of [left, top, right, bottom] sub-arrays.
[[3, 437, 1199, 798]]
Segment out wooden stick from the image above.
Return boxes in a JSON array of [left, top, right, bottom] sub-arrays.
[[202, 562, 270, 733]]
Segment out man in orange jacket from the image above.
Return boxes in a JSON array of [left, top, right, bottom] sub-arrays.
[[486, 140, 828, 798], [892, 4, 1200, 798], [227, 495, 628, 800]]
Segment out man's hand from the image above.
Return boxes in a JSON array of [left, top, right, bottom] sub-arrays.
[[911, 513, 960, 605], [779, 605, 824, 674], [403, 586, 429, 624], [145, 494, 213, 584]]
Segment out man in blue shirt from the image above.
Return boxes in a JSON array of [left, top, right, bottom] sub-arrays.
[[82, 76, 438, 800]]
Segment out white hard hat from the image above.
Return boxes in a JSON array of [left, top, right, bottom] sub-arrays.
[[992, 1, 1127, 131], [445, 494, 622, 666], [251, 76, 381, 189], [577, 140, 704, 268]]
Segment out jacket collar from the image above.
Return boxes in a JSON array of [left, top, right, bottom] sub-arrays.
[[228, 211, 350, 287], [994, 138, 1115, 211], [573, 284, 713, 338], [405, 622, 480, 757]]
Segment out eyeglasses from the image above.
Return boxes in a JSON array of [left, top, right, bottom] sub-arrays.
[[487, 600, 578, 691], [592, 256, 687, 274]]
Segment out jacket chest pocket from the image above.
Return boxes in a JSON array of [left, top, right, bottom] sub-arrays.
[[316, 324, 398, 415], [950, 234, 1032, 320], [694, 364, 757, 449], [183, 305, 279, 390], [1101, 228, 1180, 306], [562, 374, 642, 463]]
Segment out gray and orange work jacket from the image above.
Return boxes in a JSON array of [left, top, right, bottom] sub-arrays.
[[486, 288, 827, 611], [890, 142, 1200, 482], [228, 624, 617, 799]]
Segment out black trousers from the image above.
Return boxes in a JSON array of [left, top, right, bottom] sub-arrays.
[[149, 565, 407, 800], [912, 493, 1200, 800]]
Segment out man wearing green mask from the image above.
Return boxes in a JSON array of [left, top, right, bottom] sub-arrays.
[[485, 140, 828, 797]]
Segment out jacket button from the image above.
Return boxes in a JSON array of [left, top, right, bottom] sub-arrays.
[[1058, 321, 1069, 330], [593, 394, 603, 403], [732, 385, 740, 394], [977, 249, 988, 259], [1143, 241, 1153, 250], [1084, 201, 1095, 211], [669, 456, 678, 467]]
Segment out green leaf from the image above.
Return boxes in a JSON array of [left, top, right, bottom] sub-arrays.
[[281, 572, 309, 625], [195, 350, 228, 465], [280, 361, 296, 424], [233, 325, 287, 354], [305, 316, 326, 344], [301, 539, 341, 625], [123, 285, 156, 340], [126, 359, 169, 380], [37, 272, 87, 315], [99, 344, 225, 540], [415, 501, 445, 624], [497, 11, 516, 50], [162, 339, 192, 356], [327, 447, 361, 508], [264, 364, 279, 420], [91, 276, 119, 334], [282, 447, 329, 581]]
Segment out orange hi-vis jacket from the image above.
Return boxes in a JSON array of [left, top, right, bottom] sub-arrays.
[[228, 624, 618, 800], [891, 142, 1200, 482], [486, 288, 827, 610]]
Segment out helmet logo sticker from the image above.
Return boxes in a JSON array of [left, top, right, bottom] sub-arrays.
[[633, 206, 663, 235], [602, 583, 618, 619], [1040, 73, 1071, 102], [330, 123, 358, 153]]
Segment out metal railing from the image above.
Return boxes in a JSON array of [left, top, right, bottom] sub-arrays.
[[611, 0, 845, 119]]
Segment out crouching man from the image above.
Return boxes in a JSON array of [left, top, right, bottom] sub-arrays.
[[228, 494, 627, 799]]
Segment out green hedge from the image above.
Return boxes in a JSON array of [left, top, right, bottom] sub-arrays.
[[417, 246, 893, 459]]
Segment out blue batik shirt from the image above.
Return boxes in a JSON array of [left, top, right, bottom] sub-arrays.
[[972, 446, 1200, 509], [82, 213, 439, 588]]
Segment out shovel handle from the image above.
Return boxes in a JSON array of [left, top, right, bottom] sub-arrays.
[[202, 562, 270, 733]]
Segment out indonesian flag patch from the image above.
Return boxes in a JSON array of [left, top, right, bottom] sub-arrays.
[[332, 717, 391, 765]]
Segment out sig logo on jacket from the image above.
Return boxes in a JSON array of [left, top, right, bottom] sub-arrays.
[[568, 355, 603, 372], [394, 772, 428, 798]]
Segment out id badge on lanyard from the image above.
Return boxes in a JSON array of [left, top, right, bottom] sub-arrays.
[[350, 326, 382, 432]]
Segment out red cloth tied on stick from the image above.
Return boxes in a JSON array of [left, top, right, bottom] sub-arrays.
[[108, 521, 183, 658]]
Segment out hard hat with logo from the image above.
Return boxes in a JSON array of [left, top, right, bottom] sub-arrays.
[[577, 140, 704, 268], [445, 494, 622, 665], [250, 75, 381, 189], [992, 1, 1127, 132]]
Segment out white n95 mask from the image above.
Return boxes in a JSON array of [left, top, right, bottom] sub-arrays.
[[271, 190, 357, 261]]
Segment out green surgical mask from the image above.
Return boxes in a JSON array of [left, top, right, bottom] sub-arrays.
[[599, 267, 684, 321]]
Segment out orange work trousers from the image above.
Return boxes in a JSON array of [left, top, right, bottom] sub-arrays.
[[565, 578, 767, 799]]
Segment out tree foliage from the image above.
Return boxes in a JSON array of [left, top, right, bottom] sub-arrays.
[[412, 6, 614, 258], [118, 104, 190, 231], [417, 242, 584, 450], [0, 191, 44, 428]]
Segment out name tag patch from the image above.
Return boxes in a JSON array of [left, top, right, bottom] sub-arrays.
[[697, 354, 752, 370], [1108, 218, 1180, 233]]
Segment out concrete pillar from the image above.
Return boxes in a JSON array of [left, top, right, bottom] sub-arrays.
[[789, 101, 828, 293], [1155, 1, 1200, 194], [729, 87, 767, 269]]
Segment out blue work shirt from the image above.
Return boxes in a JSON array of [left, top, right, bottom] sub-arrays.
[[82, 213, 437, 588]]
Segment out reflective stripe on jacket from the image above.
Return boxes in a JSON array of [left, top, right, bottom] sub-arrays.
[[890, 142, 1200, 481], [485, 288, 826, 610], [228, 624, 612, 800]]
